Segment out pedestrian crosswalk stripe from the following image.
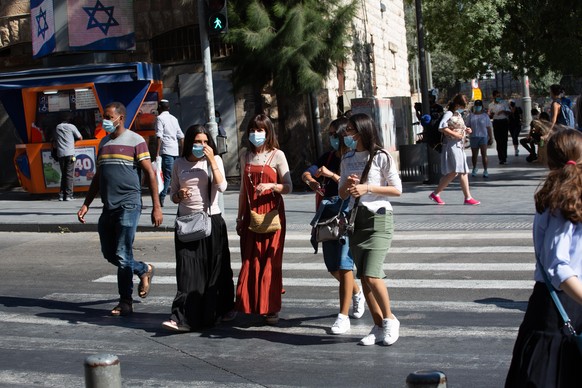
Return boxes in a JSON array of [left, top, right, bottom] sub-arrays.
[[228, 246, 533, 254], [42, 293, 527, 314], [92, 275, 534, 289], [135, 230, 533, 241], [146, 262, 534, 271], [0, 311, 518, 340]]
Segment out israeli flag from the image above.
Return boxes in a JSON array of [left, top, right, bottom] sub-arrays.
[[67, 0, 136, 51], [31, 0, 56, 58]]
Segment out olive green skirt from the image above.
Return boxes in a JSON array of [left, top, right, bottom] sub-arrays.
[[349, 206, 394, 279]]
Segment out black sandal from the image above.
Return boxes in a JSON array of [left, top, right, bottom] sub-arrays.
[[111, 299, 133, 316], [138, 264, 155, 298]]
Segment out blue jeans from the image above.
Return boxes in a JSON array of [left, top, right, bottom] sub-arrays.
[[98, 203, 146, 301], [160, 154, 177, 205]]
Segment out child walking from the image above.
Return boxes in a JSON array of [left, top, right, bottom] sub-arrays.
[[505, 128, 582, 387]]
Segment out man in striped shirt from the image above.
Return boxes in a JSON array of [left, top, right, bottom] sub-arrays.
[[77, 102, 163, 317]]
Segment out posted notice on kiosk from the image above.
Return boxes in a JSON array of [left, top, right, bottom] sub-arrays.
[[42, 147, 96, 189]]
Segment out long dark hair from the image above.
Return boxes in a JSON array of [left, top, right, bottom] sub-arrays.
[[534, 128, 582, 222], [348, 113, 384, 152], [182, 124, 218, 158], [246, 114, 279, 152]]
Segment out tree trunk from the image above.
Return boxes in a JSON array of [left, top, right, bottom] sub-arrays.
[[274, 93, 317, 188]]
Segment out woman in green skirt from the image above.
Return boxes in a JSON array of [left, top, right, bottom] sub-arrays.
[[338, 113, 402, 346]]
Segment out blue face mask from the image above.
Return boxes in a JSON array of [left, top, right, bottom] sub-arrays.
[[456, 109, 465, 115], [192, 144, 205, 158], [475, 106, 483, 112], [343, 135, 357, 150], [102, 117, 119, 133], [495, 97, 501, 103], [330, 136, 340, 150], [249, 132, 266, 147]]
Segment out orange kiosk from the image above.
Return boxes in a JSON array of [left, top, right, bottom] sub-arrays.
[[0, 62, 162, 194]]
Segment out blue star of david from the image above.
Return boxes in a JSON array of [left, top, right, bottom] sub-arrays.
[[83, 0, 119, 35], [36, 7, 49, 40]]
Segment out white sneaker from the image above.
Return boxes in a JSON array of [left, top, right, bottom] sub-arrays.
[[331, 314, 350, 334], [351, 290, 365, 319], [382, 316, 400, 345], [359, 325, 384, 346]]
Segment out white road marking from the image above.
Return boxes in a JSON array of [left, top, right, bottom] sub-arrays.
[[146, 262, 535, 271], [92, 275, 534, 289]]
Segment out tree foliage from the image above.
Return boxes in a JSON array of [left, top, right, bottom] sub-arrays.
[[502, 0, 582, 80], [224, 0, 357, 96], [422, 0, 509, 79], [407, 0, 582, 91]]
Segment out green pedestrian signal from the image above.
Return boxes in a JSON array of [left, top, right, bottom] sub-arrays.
[[205, 0, 228, 35]]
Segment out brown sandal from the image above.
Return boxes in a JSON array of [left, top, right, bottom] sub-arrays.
[[111, 300, 133, 316], [138, 264, 155, 298]]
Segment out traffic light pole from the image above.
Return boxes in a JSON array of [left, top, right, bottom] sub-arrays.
[[198, 0, 218, 141]]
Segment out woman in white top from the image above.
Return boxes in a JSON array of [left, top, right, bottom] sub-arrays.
[[428, 94, 480, 205], [162, 125, 234, 332], [338, 113, 402, 346]]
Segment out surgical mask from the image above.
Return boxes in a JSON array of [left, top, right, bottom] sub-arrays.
[[330, 136, 340, 150], [456, 109, 464, 115], [192, 144, 205, 158], [495, 97, 501, 103], [249, 132, 266, 147], [343, 135, 357, 150], [475, 106, 483, 112], [102, 117, 119, 133]]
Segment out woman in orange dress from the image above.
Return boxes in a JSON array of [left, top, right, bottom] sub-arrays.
[[235, 114, 292, 324]]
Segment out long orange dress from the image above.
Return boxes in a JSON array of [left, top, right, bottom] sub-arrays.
[[235, 153, 286, 315]]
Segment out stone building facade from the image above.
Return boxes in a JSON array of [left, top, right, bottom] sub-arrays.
[[0, 0, 411, 186]]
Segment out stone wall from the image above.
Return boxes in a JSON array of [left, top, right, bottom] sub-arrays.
[[324, 0, 411, 118]]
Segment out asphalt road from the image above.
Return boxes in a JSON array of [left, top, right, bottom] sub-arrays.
[[0, 230, 532, 387]]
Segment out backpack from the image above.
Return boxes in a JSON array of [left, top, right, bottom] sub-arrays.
[[557, 100, 575, 127], [421, 112, 445, 153]]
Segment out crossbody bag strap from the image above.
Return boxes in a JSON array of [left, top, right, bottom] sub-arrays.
[[245, 150, 280, 210], [207, 161, 212, 216], [346, 149, 382, 227], [352, 149, 381, 209], [535, 254, 577, 335]]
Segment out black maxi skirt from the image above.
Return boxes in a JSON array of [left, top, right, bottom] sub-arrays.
[[505, 282, 582, 387], [170, 214, 235, 329]]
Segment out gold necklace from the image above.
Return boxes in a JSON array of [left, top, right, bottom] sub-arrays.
[[247, 151, 272, 190]]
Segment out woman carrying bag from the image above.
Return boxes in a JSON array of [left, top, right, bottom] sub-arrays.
[[506, 129, 582, 387], [162, 125, 235, 332], [338, 113, 402, 346], [235, 114, 292, 325], [303, 117, 365, 335]]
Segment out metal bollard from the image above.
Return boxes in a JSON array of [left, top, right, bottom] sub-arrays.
[[406, 370, 447, 388], [84, 354, 122, 388]]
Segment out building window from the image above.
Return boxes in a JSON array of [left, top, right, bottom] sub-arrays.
[[151, 25, 232, 63]]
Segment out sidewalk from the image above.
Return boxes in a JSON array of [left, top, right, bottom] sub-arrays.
[[0, 146, 547, 233]]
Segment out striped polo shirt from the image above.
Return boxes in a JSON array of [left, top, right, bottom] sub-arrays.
[[97, 130, 150, 210]]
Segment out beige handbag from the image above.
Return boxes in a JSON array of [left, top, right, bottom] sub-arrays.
[[248, 208, 281, 234]]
